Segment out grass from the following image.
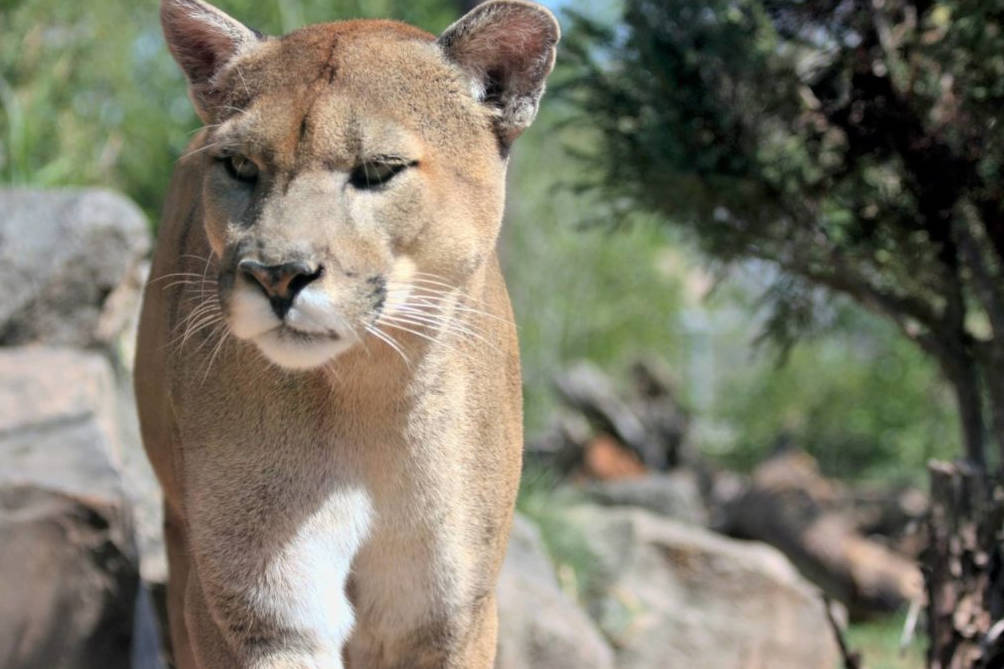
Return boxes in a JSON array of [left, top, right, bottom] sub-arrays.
[[846, 610, 925, 669], [515, 465, 604, 602]]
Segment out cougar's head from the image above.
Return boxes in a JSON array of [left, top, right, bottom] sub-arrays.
[[161, 0, 558, 369]]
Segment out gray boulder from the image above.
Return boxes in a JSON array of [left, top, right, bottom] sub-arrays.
[[581, 470, 708, 525], [564, 505, 841, 669], [115, 366, 167, 585], [0, 347, 122, 494], [0, 346, 162, 668], [496, 514, 615, 669], [0, 188, 149, 348]]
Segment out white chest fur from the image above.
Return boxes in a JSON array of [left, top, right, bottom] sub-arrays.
[[252, 486, 373, 668]]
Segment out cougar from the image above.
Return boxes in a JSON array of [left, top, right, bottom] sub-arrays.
[[134, 0, 558, 667]]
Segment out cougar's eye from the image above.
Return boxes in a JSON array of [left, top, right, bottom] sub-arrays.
[[349, 160, 415, 190], [222, 154, 259, 183]]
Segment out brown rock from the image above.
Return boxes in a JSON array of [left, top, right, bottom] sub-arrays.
[[0, 347, 159, 668], [0, 486, 139, 669], [581, 434, 648, 481], [565, 504, 841, 669]]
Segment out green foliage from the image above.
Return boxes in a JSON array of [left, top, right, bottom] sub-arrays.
[[504, 103, 690, 430], [0, 0, 457, 218], [563, 0, 1004, 464], [504, 90, 958, 480], [707, 298, 960, 483], [2, 0, 180, 211], [503, 87, 958, 481], [516, 464, 601, 602], [562, 0, 1003, 272]]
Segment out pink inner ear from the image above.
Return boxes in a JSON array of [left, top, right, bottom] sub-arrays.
[[456, 9, 558, 89], [162, 3, 246, 85], [170, 29, 227, 83]]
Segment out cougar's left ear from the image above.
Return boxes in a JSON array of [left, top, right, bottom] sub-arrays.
[[161, 0, 263, 122], [438, 0, 560, 146]]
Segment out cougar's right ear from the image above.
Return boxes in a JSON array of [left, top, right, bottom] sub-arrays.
[[438, 0, 559, 147], [161, 0, 262, 121]]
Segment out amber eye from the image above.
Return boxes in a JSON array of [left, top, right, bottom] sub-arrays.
[[349, 160, 415, 190], [223, 154, 259, 183]]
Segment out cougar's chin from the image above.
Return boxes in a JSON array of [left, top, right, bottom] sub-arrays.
[[252, 325, 354, 370]]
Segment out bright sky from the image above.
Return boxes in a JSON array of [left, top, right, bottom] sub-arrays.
[[539, 0, 621, 24]]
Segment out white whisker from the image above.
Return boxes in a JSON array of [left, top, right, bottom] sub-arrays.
[[381, 309, 492, 340], [201, 327, 231, 385], [376, 319, 453, 351], [162, 278, 218, 292], [396, 299, 513, 327], [161, 311, 223, 353], [365, 324, 410, 366], [149, 271, 210, 284], [180, 313, 225, 351], [173, 303, 218, 334], [380, 314, 500, 353], [180, 141, 222, 161], [382, 284, 514, 327]]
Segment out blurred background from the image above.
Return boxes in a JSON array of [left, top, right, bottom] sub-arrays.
[[2, 1, 1002, 668]]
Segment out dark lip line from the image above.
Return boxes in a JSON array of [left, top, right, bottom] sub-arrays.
[[273, 324, 341, 342]]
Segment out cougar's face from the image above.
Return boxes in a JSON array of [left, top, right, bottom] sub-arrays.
[[198, 26, 505, 370]]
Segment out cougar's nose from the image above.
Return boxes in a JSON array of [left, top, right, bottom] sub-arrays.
[[238, 259, 322, 319]]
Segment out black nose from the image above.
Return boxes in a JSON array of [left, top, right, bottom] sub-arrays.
[[238, 259, 322, 319]]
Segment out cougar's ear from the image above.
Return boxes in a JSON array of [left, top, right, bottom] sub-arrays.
[[161, 0, 262, 121], [438, 0, 560, 146]]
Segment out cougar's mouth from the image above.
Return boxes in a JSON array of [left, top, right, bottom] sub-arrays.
[[275, 325, 342, 342], [251, 322, 354, 370]]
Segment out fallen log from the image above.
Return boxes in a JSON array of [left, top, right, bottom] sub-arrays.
[[718, 450, 923, 619]]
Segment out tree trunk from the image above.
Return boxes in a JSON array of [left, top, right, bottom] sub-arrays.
[[941, 354, 987, 469], [984, 355, 1004, 468], [924, 461, 1004, 669]]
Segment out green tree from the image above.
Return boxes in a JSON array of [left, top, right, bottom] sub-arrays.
[[710, 299, 959, 482], [564, 0, 1004, 470]]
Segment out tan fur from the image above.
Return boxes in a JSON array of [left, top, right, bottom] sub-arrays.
[[135, 2, 557, 667]]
